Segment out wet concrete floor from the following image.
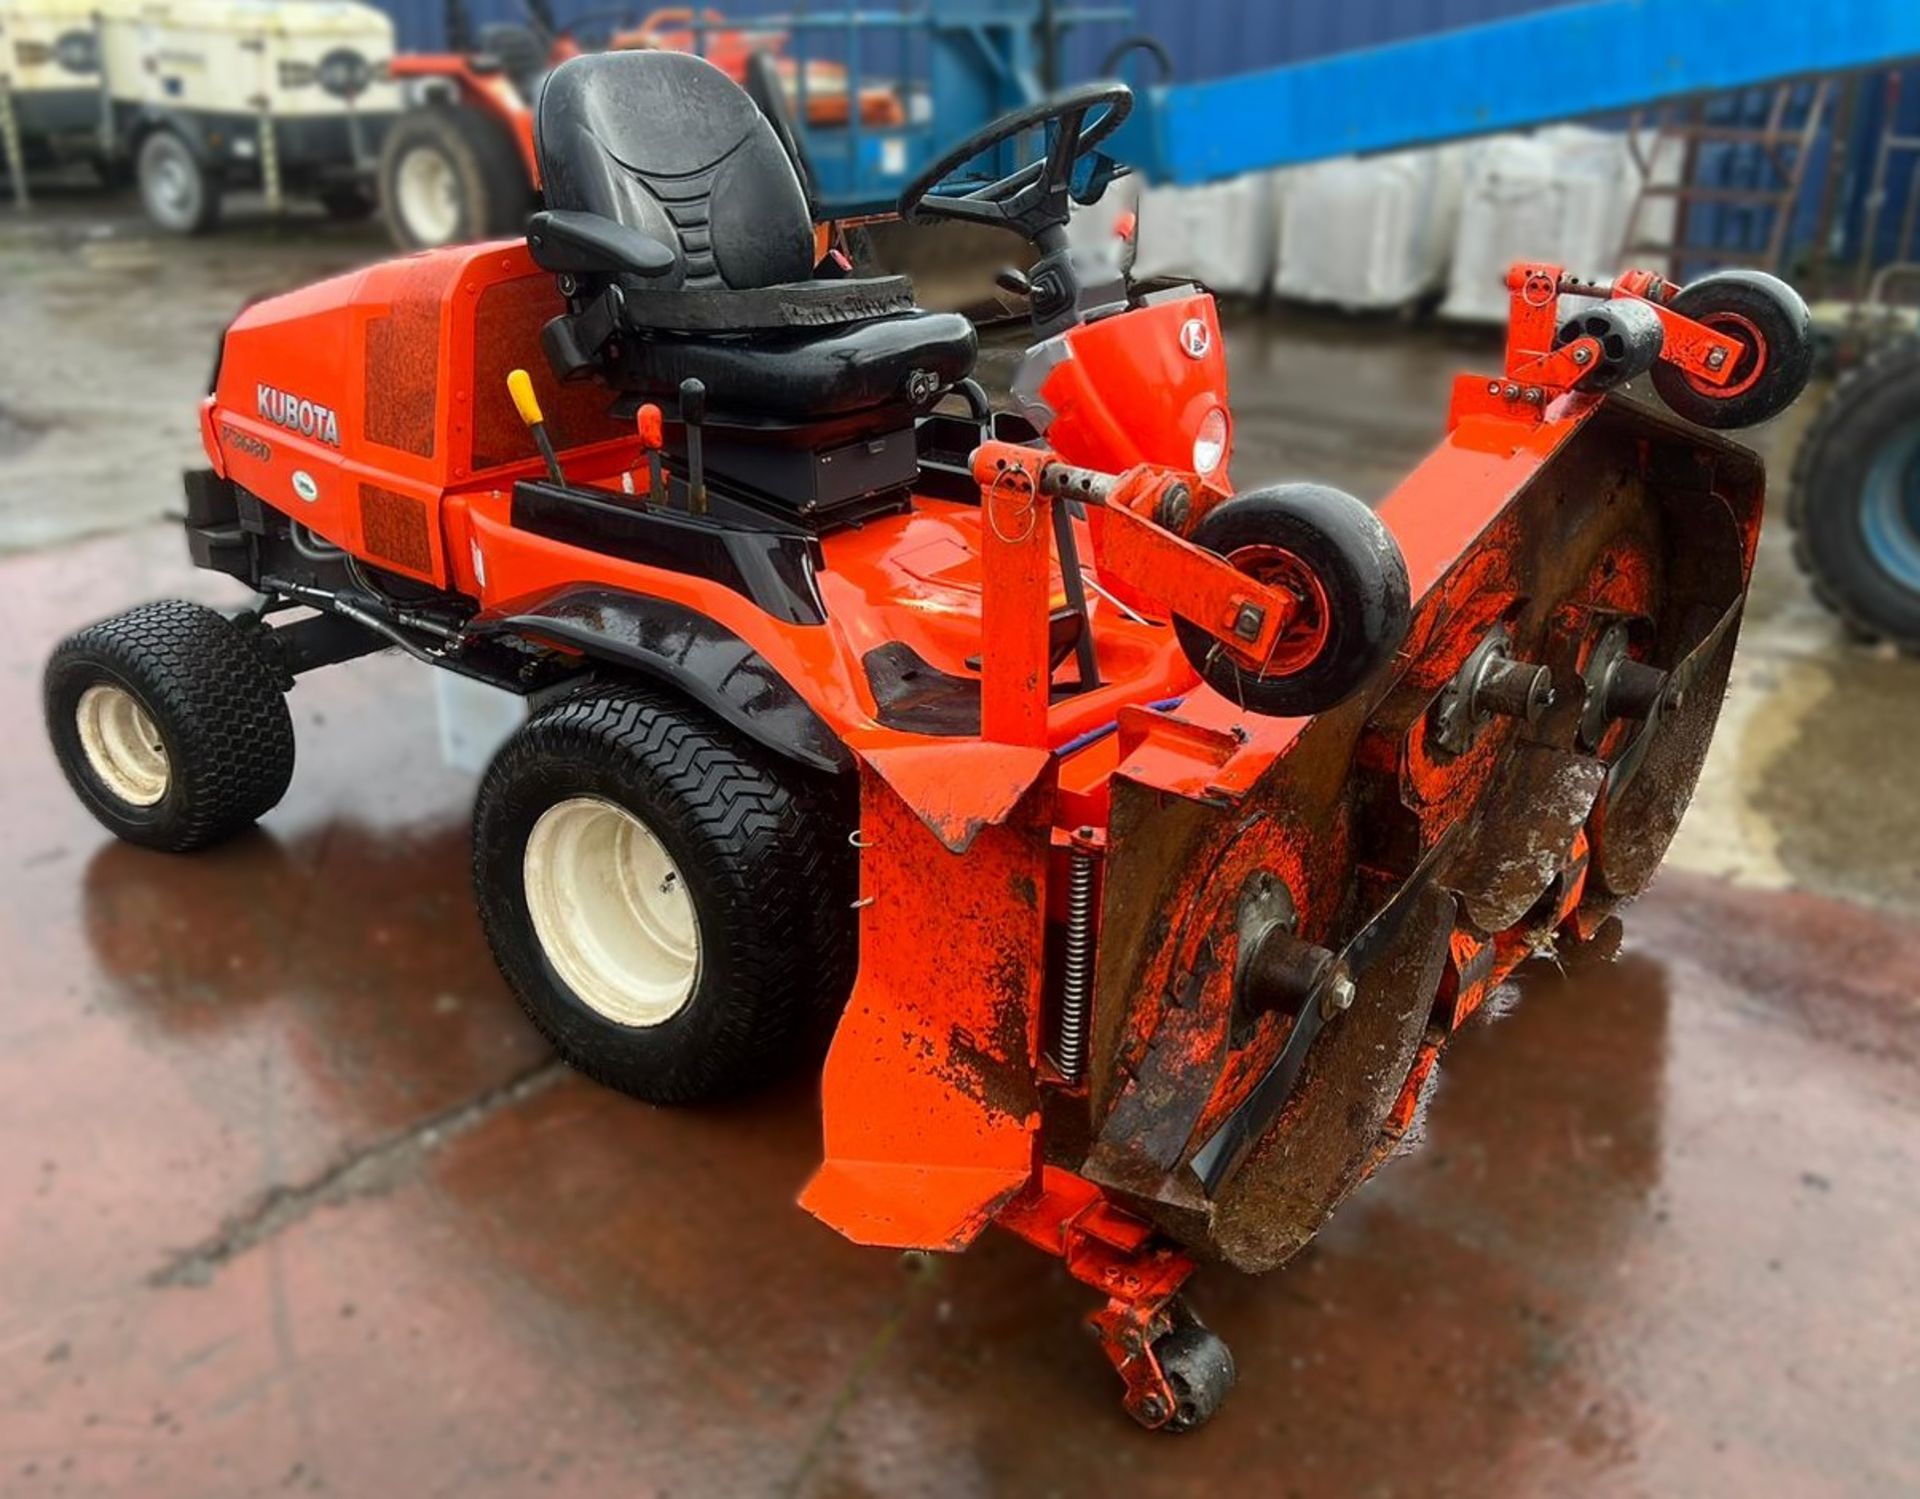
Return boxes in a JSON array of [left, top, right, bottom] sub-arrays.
[[2, 192, 1919, 1495]]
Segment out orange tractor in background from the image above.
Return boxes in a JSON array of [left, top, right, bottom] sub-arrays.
[[377, 0, 901, 249], [44, 55, 1815, 1430]]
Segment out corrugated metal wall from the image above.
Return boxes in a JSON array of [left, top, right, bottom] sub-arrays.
[[371, 0, 1918, 284]]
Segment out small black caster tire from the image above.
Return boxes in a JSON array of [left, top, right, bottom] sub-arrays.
[[1651, 269, 1814, 430], [1173, 483, 1411, 717], [44, 600, 295, 852], [472, 685, 857, 1105], [1554, 298, 1663, 390], [1152, 1304, 1236, 1434]]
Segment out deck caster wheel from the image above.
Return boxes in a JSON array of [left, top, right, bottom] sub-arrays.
[[1145, 1302, 1236, 1434], [472, 685, 856, 1104], [1651, 269, 1813, 430], [1554, 298, 1663, 389], [43, 600, 295, 852], [1173, 483, 1410, 717]]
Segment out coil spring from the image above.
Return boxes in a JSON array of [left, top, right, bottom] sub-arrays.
[[1055, 845, 1097, 1085]]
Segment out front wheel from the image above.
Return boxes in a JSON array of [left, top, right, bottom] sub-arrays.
[[1650, 269, 1814, 430], [472, 687, 857, 1105], [136, 130, 221, 235], [44, 600, 295, 851], [1172, 484, 1411, 717]]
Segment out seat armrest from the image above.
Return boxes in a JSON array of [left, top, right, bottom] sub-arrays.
[[527, 211, 677, 280]]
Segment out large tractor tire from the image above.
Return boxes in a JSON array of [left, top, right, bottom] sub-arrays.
[[44, 600, 295, 852], [1789, 335, 1920, 653], [136, 129, 221, 236], [377, 102, 533, 251], [472, 686, 857, 1105]]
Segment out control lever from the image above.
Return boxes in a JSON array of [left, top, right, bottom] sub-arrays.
[[506, 368, 565, 485], [679, 378, 708, 516], [635, 402, 664, 506], [995, 266, 1033, 299]]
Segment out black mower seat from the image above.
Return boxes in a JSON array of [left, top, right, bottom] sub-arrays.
[[532, 51, 976, 419]]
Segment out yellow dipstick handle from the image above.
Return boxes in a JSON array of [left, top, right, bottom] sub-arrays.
[[507, 368, 545, 428], [507, 369, 565, 485]]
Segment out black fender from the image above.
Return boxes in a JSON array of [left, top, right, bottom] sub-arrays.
[[476, 584, 853, 775], [129, 107, 217, 167]]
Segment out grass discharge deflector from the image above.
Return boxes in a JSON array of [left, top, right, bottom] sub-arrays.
[[42, 54, 1814, 1431]]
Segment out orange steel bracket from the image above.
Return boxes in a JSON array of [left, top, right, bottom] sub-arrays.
[[975, 445, 1055, 746], [800, 756, 1054, 1250], [996, 1168, 1198, 1429]]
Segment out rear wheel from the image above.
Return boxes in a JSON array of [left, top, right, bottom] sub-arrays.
[[1789, 336, 1920, 652], [1651, 269, 1813, 430], [472, 687, 856, 1104], [136, 130, 220, 235], [1173, 484, 1411, 717], [44, 600, 295, 851], [377, 102, 532, 251]]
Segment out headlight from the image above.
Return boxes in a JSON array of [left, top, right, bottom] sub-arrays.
[[1192, 406, 1230, 477]]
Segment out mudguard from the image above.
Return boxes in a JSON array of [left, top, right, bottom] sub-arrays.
[[475, 583, 853, 774]]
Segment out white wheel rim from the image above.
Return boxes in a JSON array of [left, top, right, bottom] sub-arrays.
[[143, 139, 199, 227], [76, 684, 171, 807], [395, 146, 461, 246], [523, 796, 701, 1027]]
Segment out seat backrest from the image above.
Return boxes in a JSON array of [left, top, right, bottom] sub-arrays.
[[534, 51, 815, 293]]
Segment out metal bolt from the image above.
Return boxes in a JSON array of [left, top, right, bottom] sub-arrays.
[[1487, 380, 1502, 395], [1320, 971, 1357, 1020], [1524, 387, 1543, 404], [1139, 1396, 1167, 1423], [1706, 347, 1728, 370], [1232, 604, 1265, 641], [1503, 383, 1521, 400], [1572, 345, 1593, 365]]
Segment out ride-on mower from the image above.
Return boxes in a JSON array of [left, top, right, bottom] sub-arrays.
[[43, 52, 1814, 1431]]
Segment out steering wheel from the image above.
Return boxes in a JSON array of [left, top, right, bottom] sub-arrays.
[[898, 82, 1132, 243]]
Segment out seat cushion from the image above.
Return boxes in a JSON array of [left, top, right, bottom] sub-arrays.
[[617, 311, 979, 423], [618, 275, 918, 332]]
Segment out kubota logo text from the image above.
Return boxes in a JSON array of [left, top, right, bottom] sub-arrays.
[[257, 384, 340, 447]]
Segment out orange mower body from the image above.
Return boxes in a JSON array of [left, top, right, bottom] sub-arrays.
[[47, 56, 1815, 1433]]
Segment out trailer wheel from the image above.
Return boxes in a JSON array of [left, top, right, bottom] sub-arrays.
[[1651, 269, 1813, 430], [136, 130, 220, 236], [377, 102, 531, 251], [1173, 484, 1410, 717], [472, 686, 856, 1105], [1789, 335, 1920, 652], [44, 600, 294, 852]]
